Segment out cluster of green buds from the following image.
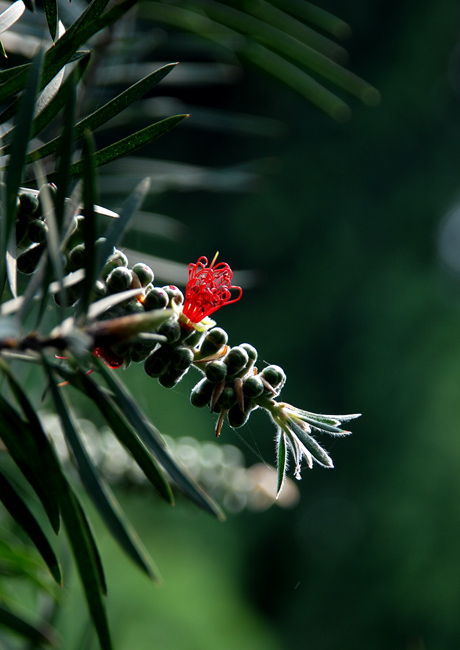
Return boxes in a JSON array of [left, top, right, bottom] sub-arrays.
[[190, 332, 286, 435], [15, 187, 52, 274], [14, 190, 359, 496], [94, 253, 361, 495]]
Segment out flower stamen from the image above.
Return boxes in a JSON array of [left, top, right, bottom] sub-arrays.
[[181, 254, 242, 327]]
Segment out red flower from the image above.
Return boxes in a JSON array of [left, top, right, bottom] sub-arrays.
[[93, 347, 124, 369], [182, 254, 242, 325]]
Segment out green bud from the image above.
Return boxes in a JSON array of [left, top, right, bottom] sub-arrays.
[[170, 346, 194, 371], [227, 402, 253, 428], [133, 335, 158, 353], [17, 243, 46, 274], [240, 343, 258, 363], [205, 360, 228, 383], [99, 307, 123, 321], [28, 219, 48, 243], [129, 342, 152, 363], [123, 299, 145, 315], [144, 345, 172, 378], [132, 262, 154, 287], [260, 365, 286, 391], [242, 375, 265, 398], [162, 285, 184, 307], [67, 243, 86, 271], [64, 215, 85, 252], [199, 327, 228, 358], [143, 287, 169, 311], [129, 270, 142, 291], [158, 365, 190, 389], [158, 317, 181, 343], [101, 250, 129, 279], [181, 328, 204, 348], [190, 377, 215, 408], [213, 385, 237, 412], [106, 266, 133, 292], [224, 346, 249, 377], [18, 191, 40, 218], [113, 249, 129, 265], [38, 182, 57, 207]]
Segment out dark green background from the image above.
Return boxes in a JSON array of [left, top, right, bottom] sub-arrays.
[[59, 1, 460, 648]]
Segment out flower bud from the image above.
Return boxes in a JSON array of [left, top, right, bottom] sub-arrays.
[[101, 250, 129, 279], [158, 317, 181, 343], [190, 377, 214, 408], [18, 191, 40, 218], [106, 266, 133, 292], [181, 328, 204, 348], [144, 345, 172, 377], [123, 299, 145, 315], [170, 346, 194, 371], [129, 272, 142, 292], [99, 308, 123, 322], [134, 335, 158, 353], [129, 342, 152, 363], [27, 219, 48, 244], [17, 243, 46, 274], [199, 327, 228, 358], [240, 343, 257, 363], [227, 402, 253, 428], [260, 365, 286, 392], [224, 346, 249, 377], [158, 365, 190, 389], [162, 285, 184, 307], [67, 243, 87, 271], [143, 287, 169, 311], [65, 215, 85, 251], [132, 262, 154, 287], [237, 343, 257, 376], [38, 183, 57, 208], [242, 375, 265, 398], [205, 360, 227, 383], [212, 385, 237, 412]]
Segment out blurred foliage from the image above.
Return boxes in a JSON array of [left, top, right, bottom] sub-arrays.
[[87, 1, 460, 649], [6, 0, 460, 649], [144, 2, 460, 649], [0, 0, 375, 648]]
